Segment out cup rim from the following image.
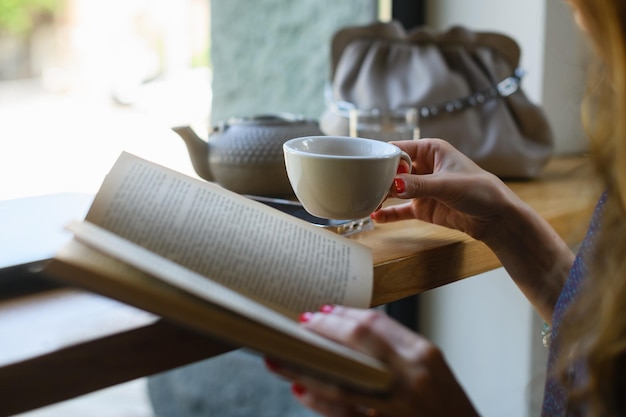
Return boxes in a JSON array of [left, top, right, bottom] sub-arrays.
[[283, 135, 401, 159]]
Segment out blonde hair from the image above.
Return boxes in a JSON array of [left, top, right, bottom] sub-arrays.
[[556, 1, 626, 415]]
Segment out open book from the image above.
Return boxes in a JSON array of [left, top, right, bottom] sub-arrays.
[[43, 152, 391, 394]]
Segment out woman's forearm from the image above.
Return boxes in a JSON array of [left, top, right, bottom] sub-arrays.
[[481, 198, 575, 322]]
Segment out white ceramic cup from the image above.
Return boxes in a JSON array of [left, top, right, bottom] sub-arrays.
[[283, 136, 412, 220]]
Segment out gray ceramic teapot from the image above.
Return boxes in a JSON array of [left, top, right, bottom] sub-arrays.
[[173, 113, 324, 197]]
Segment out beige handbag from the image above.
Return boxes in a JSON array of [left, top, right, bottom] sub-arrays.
[[320, 21, 554, 178]]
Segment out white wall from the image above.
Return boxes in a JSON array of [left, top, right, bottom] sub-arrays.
[[541, 0, 589, 153], [419, 1, 586, 416]]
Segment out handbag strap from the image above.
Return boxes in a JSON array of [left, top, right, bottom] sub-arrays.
[[326, 68, 525, 119]]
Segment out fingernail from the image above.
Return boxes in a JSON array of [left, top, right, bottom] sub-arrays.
[[299, 312, 313, 323], [394, 178, 406, 193], [292, 383, 306, 397], [264, 357, 281, 372], [319, 304, 334, 314]]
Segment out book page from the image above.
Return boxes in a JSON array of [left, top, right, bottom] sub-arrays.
[[84, 152, 373, 313]]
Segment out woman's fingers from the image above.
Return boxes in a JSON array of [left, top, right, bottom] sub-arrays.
[[264, 358, 389, 414], [309, 306, 424, 352], [310, 306, 420, 349], [293, 385, 384, 417], [301, 308, 398, 360]]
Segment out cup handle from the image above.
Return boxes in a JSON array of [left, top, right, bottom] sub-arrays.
[[399, 151, 412, 172]]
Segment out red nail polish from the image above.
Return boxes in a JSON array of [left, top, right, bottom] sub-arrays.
[[319, 304, 334, 314], [299, 312, 313, 323], [394, 178, 406, 193], [292, 383, 306, 397]]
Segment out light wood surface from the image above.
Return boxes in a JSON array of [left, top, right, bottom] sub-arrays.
[[0, 155, 601, 416]]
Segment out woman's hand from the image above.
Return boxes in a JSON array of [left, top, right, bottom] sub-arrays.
[[376, 138, 574, 322], [265, 305, 480, 417], [373, 138, 519, 242]]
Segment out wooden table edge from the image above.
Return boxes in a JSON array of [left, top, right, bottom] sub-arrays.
[[0, 320, 235, 416]]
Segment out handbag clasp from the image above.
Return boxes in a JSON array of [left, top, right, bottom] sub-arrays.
[[497, 68, 524, 97]]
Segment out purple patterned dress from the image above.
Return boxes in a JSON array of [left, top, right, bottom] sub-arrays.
[[541, 192, 607, 416]]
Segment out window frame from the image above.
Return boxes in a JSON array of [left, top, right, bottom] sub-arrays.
[[392, 0, 426, 29]]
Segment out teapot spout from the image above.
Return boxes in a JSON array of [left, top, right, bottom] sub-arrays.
[[172, 125, 214, 182]]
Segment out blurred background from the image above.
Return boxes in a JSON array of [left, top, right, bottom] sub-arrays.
[[0, 0, 210, 110]]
